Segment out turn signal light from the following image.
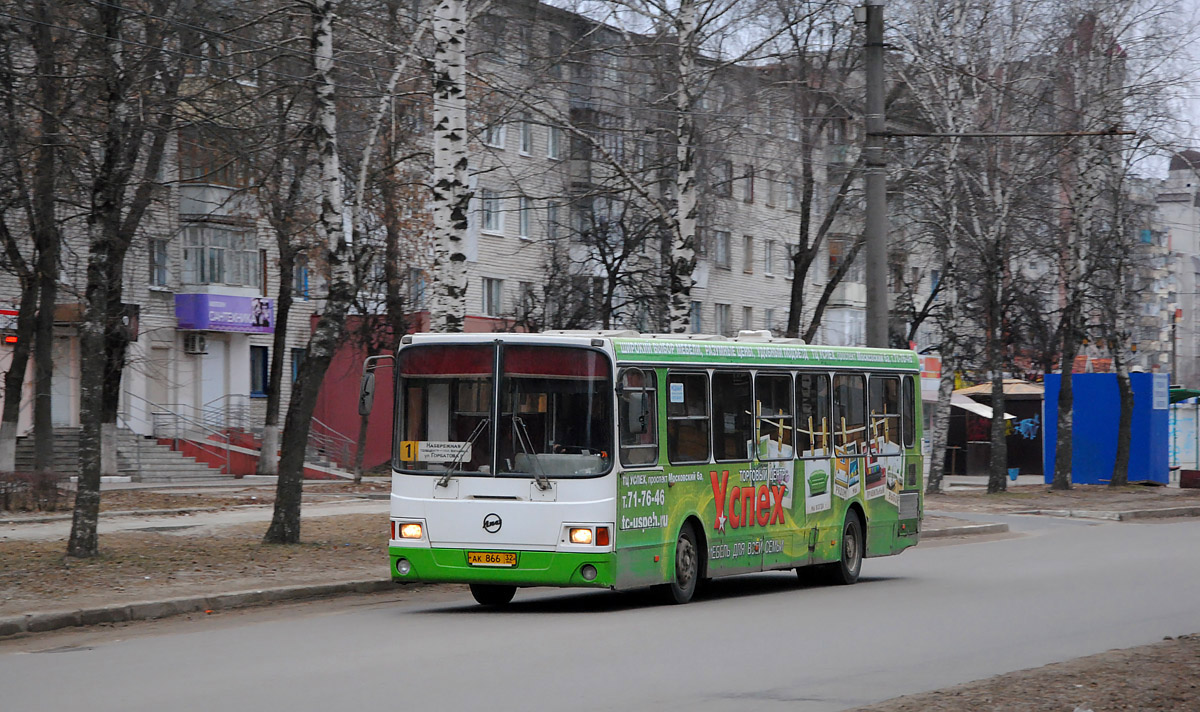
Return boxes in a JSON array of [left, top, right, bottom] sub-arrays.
[[399, 522, 423, 539], [569, 527, 593, 545], [595, 526, 610, 546]]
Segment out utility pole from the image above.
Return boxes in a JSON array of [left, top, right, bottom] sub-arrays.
[[861, 1, 887, 348]]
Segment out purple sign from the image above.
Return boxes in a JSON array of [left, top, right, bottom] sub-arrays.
[[175, 294, 274, 333]]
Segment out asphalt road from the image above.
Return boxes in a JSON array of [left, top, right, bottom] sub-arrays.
[[3, 516, 1199, 712]]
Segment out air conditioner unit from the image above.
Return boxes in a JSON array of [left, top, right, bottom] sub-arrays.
[[183, 332, 207, 355]]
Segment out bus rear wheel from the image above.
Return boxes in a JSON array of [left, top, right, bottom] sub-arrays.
[[470, 583, 516, 606], [665, 524, 700, 604], [829, 514, 863, 585]]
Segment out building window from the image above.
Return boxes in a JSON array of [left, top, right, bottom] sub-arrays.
[[547, 202, 560, 240], [547, 126, 563, 159], [786, 244, 796, 279], [764, 239, 775, 276], [408, 267, 426, 310], [764, 307, 775, 331], [177, 127, 250, 187], [743, 165, 755, 203], [742, 236, 754, 274], [786, 175, 800, 211], [787, 108, 800, 141], [712, 160, 732, 197], [765, 170, 776, 207], [714, 303, 731, 336], [482, 277, 504, 317], [829, 235, 862, 282], [743, 306, 753, 330], [518, 196, 532, 239], [250, 345, 269, 397], [293, 254, 309, 298], [182, 224, 260, 288], [519, 114, 533, 154], [150, 239, 169, 286], [547, 31, 564, 77], [690, 301, 703, 333], [713, 230, 731, 268], [482, 118, 505, 148], [480, 189, 503, 234], [290, 348, 306, 383], [517, 281, 537, 317]]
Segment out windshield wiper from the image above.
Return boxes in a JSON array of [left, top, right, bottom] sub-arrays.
[[436, 417, 490, 488], [513, 415, 552, 491]]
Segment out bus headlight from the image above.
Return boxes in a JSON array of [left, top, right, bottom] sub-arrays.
[[396, 558, 412, 575], [399, 522, 423, 539], [569, 527, 593, 545]]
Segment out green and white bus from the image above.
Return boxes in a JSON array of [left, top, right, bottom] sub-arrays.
[[360, 330, 923, 605]]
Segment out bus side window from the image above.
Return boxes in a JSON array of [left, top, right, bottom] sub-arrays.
[[754, 373, 794, 460], [667, 372, 710, 464], [832, 374, 866, 453], [797, 373, 830, 456], [868, 375, 902, 449], [712, 371, 753, 462], [902, 375, 916, 448], [619, 369, 659, 466]]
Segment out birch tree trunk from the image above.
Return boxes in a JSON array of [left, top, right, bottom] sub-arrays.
[[428, 0, 470, 333], [926, 354, 956, 495], [265, 0, 356, 544], [667, 0, 698, 333], [1052, 316, 1077, 491]]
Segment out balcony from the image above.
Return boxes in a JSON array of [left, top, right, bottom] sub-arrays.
[[829, 279, 866, 308]]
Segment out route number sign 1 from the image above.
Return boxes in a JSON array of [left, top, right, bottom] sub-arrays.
[[399, 441, 471, 462]]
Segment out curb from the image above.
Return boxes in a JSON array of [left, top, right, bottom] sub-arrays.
[[0, 579, 398, 639], [1013, 506, 1200, 521], [922, 522, 1010, 538]]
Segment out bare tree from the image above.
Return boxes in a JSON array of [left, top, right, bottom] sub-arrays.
[[68, 0, 185, 556]]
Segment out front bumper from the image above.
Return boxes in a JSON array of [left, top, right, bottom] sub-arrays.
[[389, 547, 616, 588]]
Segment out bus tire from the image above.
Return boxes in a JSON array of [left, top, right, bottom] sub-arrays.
[[470, 583, 516, 606], [829, 513, 863, 585], [665, 523, 700, 604]]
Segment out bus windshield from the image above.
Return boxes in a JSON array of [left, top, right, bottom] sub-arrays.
[[396, 344, 612, 478], [498, 346, 612, 478]]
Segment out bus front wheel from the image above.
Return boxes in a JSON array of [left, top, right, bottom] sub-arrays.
[[470, 583, 516, 606], [665, 524, 700, 604]]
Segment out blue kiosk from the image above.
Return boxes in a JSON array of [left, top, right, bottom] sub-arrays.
[[1043, 373, 1170, 485]]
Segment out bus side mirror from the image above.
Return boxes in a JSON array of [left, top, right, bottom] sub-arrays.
[[358, 370, 376, 416], [624, 392, 647, 435]]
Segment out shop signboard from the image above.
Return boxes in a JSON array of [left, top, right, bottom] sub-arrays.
[[175, 294, 274, 333]]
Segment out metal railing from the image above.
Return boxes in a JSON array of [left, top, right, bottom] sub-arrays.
[[125, 391, 232, 475], [308, 414, 356, 470], [200, 394, 251, 433]]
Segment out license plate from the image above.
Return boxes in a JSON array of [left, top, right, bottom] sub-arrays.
[[467, 551, 517, 567]]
